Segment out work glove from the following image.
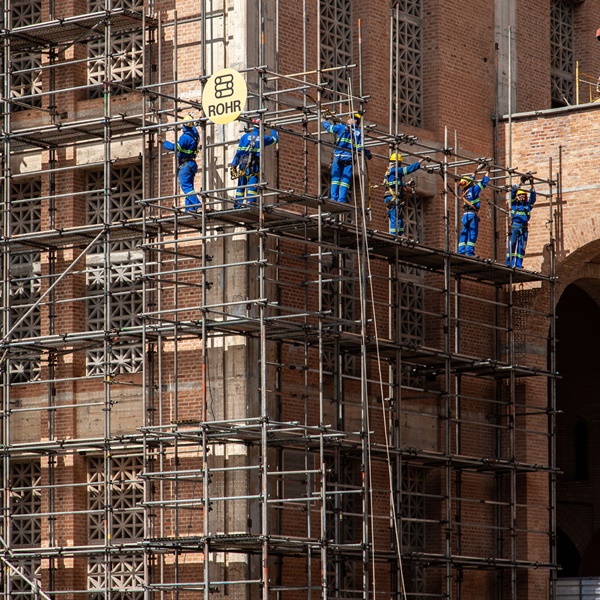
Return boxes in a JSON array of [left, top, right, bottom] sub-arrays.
[[230, 166, 238, 180]]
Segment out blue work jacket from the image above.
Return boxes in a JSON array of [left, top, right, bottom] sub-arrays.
[[164, 125, 200, 164]]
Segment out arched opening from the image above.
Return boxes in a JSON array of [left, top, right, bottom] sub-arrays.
[[556, 282, 600, 576], [557, 528, 581, 577]]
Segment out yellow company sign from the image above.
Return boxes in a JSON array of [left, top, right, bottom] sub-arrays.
[[203, 68, 247, 125]]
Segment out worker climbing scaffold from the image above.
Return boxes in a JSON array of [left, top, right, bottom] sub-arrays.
[[322, 112, 372, 203], [506, 175, 537, 268], [457, 167, 490, 256], [163, 114, 201, 212], [230, 118, 279, 207], [383, 152, 425, 236]]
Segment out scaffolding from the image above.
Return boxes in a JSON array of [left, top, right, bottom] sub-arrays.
[[0, 1, 558, 600]]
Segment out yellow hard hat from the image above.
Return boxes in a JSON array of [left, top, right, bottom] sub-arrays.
[[459, 176, 473, 186], [389, 153, 402, 163], [182, 114, 194, 125], [516, 188, 528, 196]]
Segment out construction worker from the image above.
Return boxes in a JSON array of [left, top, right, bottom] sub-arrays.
[[457, 168, 490, 256], [230, 118, 279, 207], [322, 112, 372, 203], [383, 153, 425, 236], [506, 175, 536, 268], [163, 114, 201, 212]]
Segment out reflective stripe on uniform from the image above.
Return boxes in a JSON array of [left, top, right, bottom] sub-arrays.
[[177, 144, 196, 155]]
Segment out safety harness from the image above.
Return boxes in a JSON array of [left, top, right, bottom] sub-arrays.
[[461, 183, 480, 212], [233, 132, 259, 179], [383, 166, 410, 210], [510, 194, 531, 235]]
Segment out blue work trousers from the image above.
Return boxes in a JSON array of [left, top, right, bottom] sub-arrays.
[[235, 171, 260, 207], [506, 223, 528, 268], [458, 211, 479, 256], [386, 201, 404, 236], [178, 160, 200, 211], [330, 157, 353, 203]]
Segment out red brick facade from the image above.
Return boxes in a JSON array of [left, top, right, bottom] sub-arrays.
[[2, 0, 600, 599]]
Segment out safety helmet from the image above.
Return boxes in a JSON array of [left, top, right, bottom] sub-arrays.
[[458, 176, 473, 186], [389, 153, 402, 163], [251, 117, 261, 125], [516, 188, 528, 197], [182, 114, 194, 127]]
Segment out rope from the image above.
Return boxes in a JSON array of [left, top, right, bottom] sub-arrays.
[[346, 76, 408, 600], [346, 76, 378, 598]]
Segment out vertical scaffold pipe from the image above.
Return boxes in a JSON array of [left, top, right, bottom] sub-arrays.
[[508, 267, 517, 600], [200, 3, 210, 600], [443, 126, 453, 600], [1, 2, 13, 597], [316, 4, 328, 597], [101, 3, 114, 596], [548, 154, 558, 600], [257, 2, 270, 600], [443, 126, 450, 253]]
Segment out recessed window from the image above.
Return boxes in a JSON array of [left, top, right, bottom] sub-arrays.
[[550, 0, 574, 107], [86, 165, 144, 376], [87, 0, 145, 99], [391, 0, 423, 129], [8, 180, 42, 383], [87, 455, 144, 600], [319, 0, 352, 101], [9, 0, 42, 111]]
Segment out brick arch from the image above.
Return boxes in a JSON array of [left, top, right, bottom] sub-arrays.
[[567, 272, 600, 309], [556, 504, 590, 557], [553, 198, 600, 276], [530, 240, 600, 332], [517, 244, 600, 411], [555, 242, 600, 298]]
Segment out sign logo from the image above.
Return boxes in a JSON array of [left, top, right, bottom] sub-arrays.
[[203, 68, 247, 125]]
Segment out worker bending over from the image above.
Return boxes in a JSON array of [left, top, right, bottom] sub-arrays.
[[163, 114, 201, 212], [323, 112, 371, 203], [230, 118, 279, 207], [457, 168, 490, 256], [383, 153, 425, 236], [506, 175, 536, 269]]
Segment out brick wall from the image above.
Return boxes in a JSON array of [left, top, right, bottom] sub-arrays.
[[501, 88, 600, 580], [6, 0, 600, 598]]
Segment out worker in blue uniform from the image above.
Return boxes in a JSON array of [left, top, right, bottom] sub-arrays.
[[457, 168, 490, 256], [322, 112, 372, 203], [506, 175, 536, 268], [163, 114, 201, 211], [230, 118, 279, 207], [383, 153, 425, 236]]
